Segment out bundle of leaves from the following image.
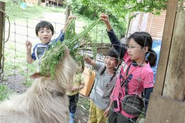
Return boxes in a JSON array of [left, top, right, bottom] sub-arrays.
[[39, 19, 100, 79]]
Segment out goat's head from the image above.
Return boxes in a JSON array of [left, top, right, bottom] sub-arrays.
[[54, 49, 77, 90], [30, 48, 78, 91]]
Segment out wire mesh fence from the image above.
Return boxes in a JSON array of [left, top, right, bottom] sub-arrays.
[[0, 10, 153, 123]]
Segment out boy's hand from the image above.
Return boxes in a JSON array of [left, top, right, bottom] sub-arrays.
[[66, 15, 76, 25], [63, 15, 76, 33], [68, 15, 76, 20], [25, 40, 32, 51]]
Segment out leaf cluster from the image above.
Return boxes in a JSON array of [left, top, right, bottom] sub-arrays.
[[69, 0, 166, 39], [39, 19, 101, 79]]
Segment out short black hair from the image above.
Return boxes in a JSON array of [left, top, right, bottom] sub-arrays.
[[35, 21, 54, 36]]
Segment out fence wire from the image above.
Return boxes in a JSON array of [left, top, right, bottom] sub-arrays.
[[0, 13, 152, 123]]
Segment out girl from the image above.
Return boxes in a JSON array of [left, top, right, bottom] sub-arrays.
[[100, 13, 157, 123], [67, 60, 85, 123], [84, 48, 120, 123]]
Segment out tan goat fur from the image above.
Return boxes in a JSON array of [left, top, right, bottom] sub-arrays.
[[0, 51, 77, 123]]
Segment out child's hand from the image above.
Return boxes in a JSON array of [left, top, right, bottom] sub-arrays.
[[25, 40, 32, 51], [83, 55, 92, 64], [103, 107, 110, 117], [63, 15, 76, 33], [100, 13, 109, 23], [70, 86, 79, 93], [68, 15, 76, 20], [67, 15, 76, 23]]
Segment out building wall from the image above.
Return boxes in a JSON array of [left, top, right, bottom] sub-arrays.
[[128, 11, 166, 40]]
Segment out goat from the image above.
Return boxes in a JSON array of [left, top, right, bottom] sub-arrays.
[[0, 50, 77, 123]]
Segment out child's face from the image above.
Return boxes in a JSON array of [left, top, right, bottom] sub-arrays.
[[127, 38, 146, 62], [37, 27, 53, 44], [104, 56, 118, 70]]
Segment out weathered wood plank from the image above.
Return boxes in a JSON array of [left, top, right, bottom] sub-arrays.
[[153, 0, 178, 95], [163, 10, 185, 100], [146, 93, 185, 123]]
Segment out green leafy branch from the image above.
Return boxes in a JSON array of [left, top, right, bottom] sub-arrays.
[[39, 19, 101, 79]]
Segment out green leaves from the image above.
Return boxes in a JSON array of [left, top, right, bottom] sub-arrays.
[[71, 0, 167, 19], [39, 19, 101, 79]]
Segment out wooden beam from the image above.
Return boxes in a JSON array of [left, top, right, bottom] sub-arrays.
[[0, 1, 5, 75], [153, 0, 178, 95]]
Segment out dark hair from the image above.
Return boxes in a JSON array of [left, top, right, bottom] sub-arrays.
[[100, 48, 120, 81], [35, 21, 54, 36], [128, 32, 157, 67], [106, 48, 119, 60]]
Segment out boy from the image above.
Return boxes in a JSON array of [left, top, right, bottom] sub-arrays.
[[25, 15, 76, 65]]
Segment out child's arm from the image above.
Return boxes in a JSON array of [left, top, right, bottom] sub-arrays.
[[100, 13, 112, 31], [83, 56, 96, 67], [25, 40, 34, 64], [70, 83, 85, 93], [62, 15, 76, 33], [103, 100, 113, 117], [100, 13, 127, 59]]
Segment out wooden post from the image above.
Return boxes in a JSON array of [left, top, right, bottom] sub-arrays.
[[146, 93, 185, 123], [153, 0, 178, 95], [0, 1, 5, 77], [146, 0, 185, 122], [162, 10, 185, 100]]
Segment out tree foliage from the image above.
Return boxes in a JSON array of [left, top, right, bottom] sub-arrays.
[[69, 0, 167, 36], [72, 0, 167, 17]]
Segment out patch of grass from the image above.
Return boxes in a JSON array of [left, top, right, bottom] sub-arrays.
[[3, 48, 37, 87], [0, 84, 14, 101], [22, 78, 33, 87], [2, 0, 65, 21], [78, 95, 90, 110]]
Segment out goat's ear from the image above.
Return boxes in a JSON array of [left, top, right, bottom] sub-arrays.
[[30, 72, 42, 79]]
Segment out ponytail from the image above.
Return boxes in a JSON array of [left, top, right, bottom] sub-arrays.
[[147, 48, 157, 67]]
